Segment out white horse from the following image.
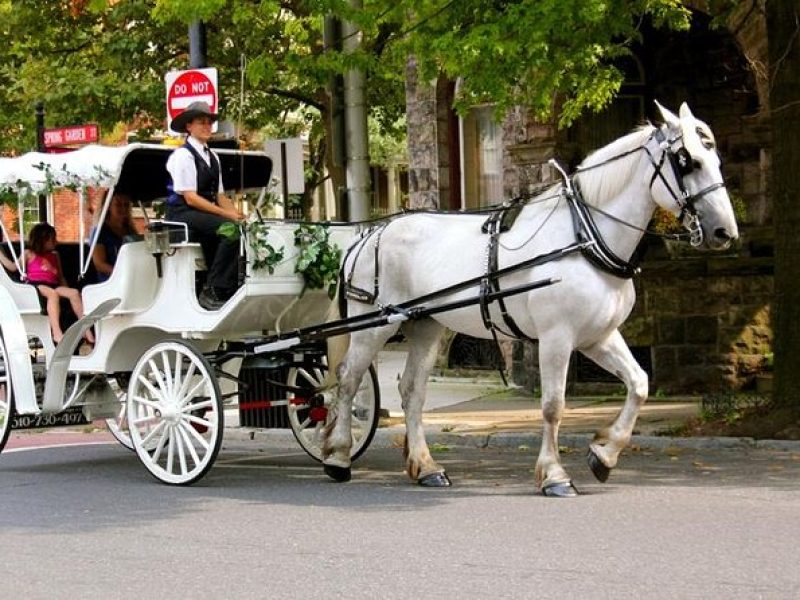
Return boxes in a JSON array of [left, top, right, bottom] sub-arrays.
[[322, 102, 738, 496]]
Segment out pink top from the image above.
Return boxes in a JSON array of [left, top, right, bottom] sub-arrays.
[[27, 251, 60, 285]]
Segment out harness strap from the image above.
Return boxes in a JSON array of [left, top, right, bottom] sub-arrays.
[[343, 223, 388, 305], [484, 227, 536, 340], [564, 183, 640, 279], [476, 213, 536, 384]]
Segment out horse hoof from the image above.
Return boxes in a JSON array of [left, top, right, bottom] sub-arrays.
[[587, 449, 611, 483], [541, 481, 579, 498], [324, 464, 351, 482], [418, 472, 452, 487]]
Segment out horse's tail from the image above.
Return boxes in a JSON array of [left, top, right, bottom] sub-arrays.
[[322, 293, 350, 390]]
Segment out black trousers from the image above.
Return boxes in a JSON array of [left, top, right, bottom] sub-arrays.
[[166, 204, 239, 292]]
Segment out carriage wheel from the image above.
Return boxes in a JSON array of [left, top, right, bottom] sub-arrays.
[[127, 340, 223, 485], [105, 375, 133, 451], [286, 361, 380, 462], [0, 335, 14, 453]]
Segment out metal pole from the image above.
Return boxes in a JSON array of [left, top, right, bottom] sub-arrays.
[[342, 0, 371, 222], [35, 101, 47, 221], [189, 21, 207, 68]]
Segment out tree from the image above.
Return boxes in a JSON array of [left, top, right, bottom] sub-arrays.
[[0, 1, 179, 153], [388, 0, 691, 123], [0, 1, 410, 214], [1, 1, 692, 199], [766, 0, 800, 412]]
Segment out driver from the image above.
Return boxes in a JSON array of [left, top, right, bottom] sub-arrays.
[[165, 101, 243, 311]]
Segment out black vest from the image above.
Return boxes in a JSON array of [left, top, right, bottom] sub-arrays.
[[167, 142, 221, 206]]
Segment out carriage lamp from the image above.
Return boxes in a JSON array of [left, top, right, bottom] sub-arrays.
[[144, 222, 172, 278]]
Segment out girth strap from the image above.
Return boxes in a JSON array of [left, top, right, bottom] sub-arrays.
[[480, 214, 536, 345]]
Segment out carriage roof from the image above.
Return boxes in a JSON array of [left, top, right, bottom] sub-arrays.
[[0, 143, 273, 201]]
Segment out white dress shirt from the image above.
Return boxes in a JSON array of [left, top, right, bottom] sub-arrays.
[[166, 136, 225, 195]]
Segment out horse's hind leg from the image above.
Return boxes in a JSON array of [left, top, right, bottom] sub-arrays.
[[579, 329, 649, 482], [399, 319, 448, 487], [322, 325, 397, 482]]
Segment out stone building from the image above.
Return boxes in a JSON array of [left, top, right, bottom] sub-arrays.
[[405, 5, 773, 393]]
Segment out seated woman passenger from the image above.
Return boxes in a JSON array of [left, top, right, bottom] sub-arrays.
[[3, 223, 93, 345], [91, 192, 139, 282]]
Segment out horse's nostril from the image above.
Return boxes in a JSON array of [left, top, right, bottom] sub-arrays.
[[714, 228, 732, 242]]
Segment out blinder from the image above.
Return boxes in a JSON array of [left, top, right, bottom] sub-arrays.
[[673, 146, 695, 177]]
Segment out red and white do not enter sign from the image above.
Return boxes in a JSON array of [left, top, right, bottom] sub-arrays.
[[165, 67, 219, 131]]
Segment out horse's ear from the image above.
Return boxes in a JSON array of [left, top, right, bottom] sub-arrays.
[[678, 102, 694, 121], [655, 101, 679, 128]]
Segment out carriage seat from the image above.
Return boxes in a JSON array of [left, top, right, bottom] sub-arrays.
[[82, 241, 159, 314], [0, 260, 44, 315]]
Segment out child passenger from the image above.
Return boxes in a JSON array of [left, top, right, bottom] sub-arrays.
[[3, 223, 93, 345]]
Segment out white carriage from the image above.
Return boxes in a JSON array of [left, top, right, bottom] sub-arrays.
[[0, 144, 380, 485]]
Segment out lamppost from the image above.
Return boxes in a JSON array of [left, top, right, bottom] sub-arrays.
[[35, 101, 47, 221], [189, 21, 207, 68]]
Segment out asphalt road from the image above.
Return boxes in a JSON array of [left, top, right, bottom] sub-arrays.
[[2, 439, 799, 599]]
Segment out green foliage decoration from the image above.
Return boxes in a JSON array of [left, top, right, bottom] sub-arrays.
[[217, 220, 286, 274], [293, 223, 341, 299], [218, 220, 341, 294]]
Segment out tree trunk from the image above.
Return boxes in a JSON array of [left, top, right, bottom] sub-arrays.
[[767, 1, 800, 409]]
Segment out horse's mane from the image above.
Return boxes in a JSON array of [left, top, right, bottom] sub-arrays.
[[573, 125, 655, 207]]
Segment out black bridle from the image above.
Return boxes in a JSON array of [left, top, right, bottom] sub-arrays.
[[643, 128, 727, 247]]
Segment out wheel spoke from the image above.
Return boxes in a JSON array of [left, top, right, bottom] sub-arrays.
[[177, 423, 203, 465], [178, 378, 208, 408], [166, 428, 176, 474], [175, 427, 188, 475], [139, 419, 166, 449], [180, 420, 211, 451], [183, 398, 214, 413], [174, 361, 197, 404], [161, 351, 174, 397], [150, 423, 170, 463], [130, 394, 160, 412], [147, 358, 169, 396], [136, 373, 162, 400], [185, 411, 213, 430]]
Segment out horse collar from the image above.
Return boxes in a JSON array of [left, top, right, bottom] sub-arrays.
[[565, 183, 640, 279]]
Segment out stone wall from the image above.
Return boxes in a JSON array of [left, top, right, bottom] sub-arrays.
[[511, 254, 773, 395], [629, 255, 772, 393]]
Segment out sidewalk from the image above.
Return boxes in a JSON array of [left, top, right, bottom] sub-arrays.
[[371, 389, 800, 451], [408, 391, 701, 436], [375, 348, 702, 438]]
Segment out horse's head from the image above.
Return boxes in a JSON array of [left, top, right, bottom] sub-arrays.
[[651, 102, 739, 250]]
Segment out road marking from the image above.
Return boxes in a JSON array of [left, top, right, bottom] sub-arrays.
[[4, 441, 118, 453]]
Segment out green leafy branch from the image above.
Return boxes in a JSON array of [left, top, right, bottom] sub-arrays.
[[293, 224, 341, 299], [218, 221, 342, 293], [218, 220, 285, 274]]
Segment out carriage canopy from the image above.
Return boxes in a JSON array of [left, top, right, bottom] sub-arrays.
[[0, 143, 273, 201]]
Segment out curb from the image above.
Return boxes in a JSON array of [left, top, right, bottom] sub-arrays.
[[223, 425, 800, 452]]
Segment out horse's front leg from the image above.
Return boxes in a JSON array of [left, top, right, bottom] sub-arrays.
[[580, 329, 649, 482], [535, 339, 578, 497], [399, 319, 449, 487]]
